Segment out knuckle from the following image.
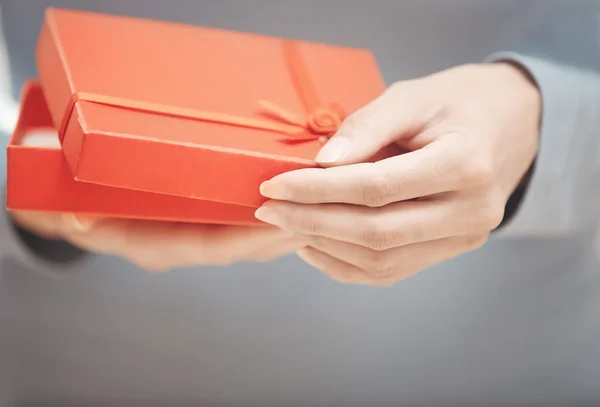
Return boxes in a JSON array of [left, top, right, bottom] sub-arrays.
[[474, 192, 505, 231], [359, 220, 397, 251], [482, 206, 505, 231], [343, 109, 381, 135], [364, 250, 395, 277], [360, 170, 397, 207]]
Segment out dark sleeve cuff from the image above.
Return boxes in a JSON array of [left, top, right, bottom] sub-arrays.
[[1, 205, 93, 276], [485, 52, 600, 236], [10, 217, 89, 264], [494, 159, 536, 232]]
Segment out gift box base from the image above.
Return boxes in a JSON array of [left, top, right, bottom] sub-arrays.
[[6, 80, 262, 226]]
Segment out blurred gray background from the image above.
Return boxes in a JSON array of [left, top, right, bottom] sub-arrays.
[[1, 1, 600, 406]]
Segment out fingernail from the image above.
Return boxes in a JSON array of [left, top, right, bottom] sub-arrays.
[[296, 248, 315, 264], [260, 180, 291, 200], [296, 248, 324, 271], [315, 136, 351, 164], [62, 214, 95, 231], [254, 207, 281, 226]]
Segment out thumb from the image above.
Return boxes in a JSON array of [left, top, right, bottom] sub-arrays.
[[61, 214, 103, 232], [315, 82, 426, 167]]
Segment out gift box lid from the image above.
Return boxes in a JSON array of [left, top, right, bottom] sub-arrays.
[[36, 8, 386, 207], [6, 79, 261, 226]]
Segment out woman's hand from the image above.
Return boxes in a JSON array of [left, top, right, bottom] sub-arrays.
[[11, 211, 304, 272], [256, 62, 541, 286]]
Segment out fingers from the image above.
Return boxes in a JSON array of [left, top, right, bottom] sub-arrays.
[[9, 211, 106, 240], [9, 211, 73, 239], [11, 212, 303, 272], [298, 234, 488, 286], [123, 231, 303, 272], [261, 133, 492, 207], [126, 224, 293, 271], [64, 220, 293, 271], [297, 248, 390, 286], [314, 81, 434, 166], [255, 195, 500, 251], [300, 233, 487, 278], [61, 214, 102, 231], [245, 236, 307, 263]]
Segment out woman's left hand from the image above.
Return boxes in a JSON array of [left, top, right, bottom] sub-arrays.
[[255, 62, 541, 286]]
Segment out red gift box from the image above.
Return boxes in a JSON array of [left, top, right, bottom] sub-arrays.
[[6, 8, 387, 225], [7, 81, 259, 225]]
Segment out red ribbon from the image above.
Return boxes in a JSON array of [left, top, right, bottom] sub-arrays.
[[58, 40, 345, 143]]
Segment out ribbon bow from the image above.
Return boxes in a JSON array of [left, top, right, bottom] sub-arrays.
[[258, 100, 345, 142]]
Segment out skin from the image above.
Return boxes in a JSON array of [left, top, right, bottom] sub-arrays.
[[11, 132, 306, 272], [11, 211, 305, 272], [10, 63, 539, 278], [256, 62, 541, 286]]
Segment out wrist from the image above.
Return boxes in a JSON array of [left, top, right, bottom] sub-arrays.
[[492, 61, 541, 190], [482, 62, 541, 230], [506, 62, 540, 190], [492, 60, 541, 100]]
